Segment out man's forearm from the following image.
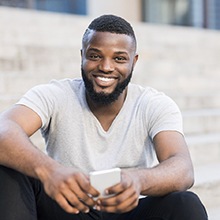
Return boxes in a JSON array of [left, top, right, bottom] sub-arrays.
[[131, 156, 194, 196], [0, 119, 58, 180]]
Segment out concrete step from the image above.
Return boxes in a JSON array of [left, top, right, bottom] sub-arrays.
[[191, 163, 220, 219], [183, 108, 220, 135], [0, 7, 88, 46], [30, 130, 45, 152], [207, 207, 220, 220], [0, 70, 80, 97], [0, 9, 84, 75], [186, 132, 220, 166], [0, 44, 81, 74], [173, 94, 220, 110]]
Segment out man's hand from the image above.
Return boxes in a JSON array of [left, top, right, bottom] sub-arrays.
[[37, 165, 99, 214], [95, 169, 141, 213]]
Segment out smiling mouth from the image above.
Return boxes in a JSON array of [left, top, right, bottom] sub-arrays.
[[93, 75, 118, 88], [96, 76, 115, 82]]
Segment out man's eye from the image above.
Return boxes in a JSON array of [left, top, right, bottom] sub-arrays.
[[89, 54, 100, 60], [115, 57, 126, 62]]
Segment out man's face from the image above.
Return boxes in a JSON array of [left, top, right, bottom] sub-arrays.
[[81, 31, 138, 105]]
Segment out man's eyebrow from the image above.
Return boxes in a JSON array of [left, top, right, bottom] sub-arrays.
[[87, 48, 101, 53], [114, 51, 129, 55], [87, 48, 129, 55]]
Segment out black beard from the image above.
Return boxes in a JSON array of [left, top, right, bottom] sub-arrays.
[[81, 68, 132, 105]]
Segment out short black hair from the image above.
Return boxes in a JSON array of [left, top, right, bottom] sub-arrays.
[[82, 14, 136, 48]]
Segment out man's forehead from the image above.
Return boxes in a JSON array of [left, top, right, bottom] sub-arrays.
[[83, 30, 135, 47]]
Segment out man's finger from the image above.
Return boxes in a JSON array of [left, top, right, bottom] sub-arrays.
[[55, 193, 80, 214], [62, 188, 90, 213]]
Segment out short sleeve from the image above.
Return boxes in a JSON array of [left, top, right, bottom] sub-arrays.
[[16, 83, 65, 129], [147, 93, 183, 139]]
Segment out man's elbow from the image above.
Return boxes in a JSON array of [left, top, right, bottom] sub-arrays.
[[180, 167, 195, 191]]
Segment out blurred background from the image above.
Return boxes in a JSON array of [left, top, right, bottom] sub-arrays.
[[1, 0, 220, 29], [0, 0, 220, 219]]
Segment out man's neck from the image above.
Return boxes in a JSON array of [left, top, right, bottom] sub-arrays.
[[86, 89, 127, 131]]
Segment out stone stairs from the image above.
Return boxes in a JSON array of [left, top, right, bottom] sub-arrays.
[[0, 7, 220, 219], [181, 105, 220, 219], [192, 163, 220, 220], [182, 108, 220, 219]]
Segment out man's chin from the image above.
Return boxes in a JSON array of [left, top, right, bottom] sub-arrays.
[[93, 87, 114, 96], [88, 91, 116, 106]]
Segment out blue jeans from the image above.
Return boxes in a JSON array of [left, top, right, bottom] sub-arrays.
[[0, 166, 208, 220]]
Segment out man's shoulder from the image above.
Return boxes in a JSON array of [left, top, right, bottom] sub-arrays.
[[25, 78, 84, 101], [45, 78, 83, 94], [128, 83, 164, 98], [128, 83, 176, 108], [50, 78, 83, 88]]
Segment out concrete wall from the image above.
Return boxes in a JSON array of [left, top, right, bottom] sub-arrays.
[[87, 0, 142, 22]]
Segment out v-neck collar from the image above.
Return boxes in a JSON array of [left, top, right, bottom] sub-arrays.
[[82, 85, 131, 134]]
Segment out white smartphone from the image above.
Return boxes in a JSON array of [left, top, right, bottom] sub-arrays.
[[89, 168, 121, 198]]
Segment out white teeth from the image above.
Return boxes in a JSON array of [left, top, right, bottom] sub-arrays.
[[97, 76, 114, 82]]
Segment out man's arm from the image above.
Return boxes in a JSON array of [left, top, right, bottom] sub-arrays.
[[0, 104, 46, 174], [0, 105, 98, 214], [96, 130, 194, 213], [139, 130, 194, 196]]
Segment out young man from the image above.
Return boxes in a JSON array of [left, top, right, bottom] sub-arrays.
[[0, 15, 207, 219]]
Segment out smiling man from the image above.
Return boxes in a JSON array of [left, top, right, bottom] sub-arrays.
[[81, 29, 137, 106], [0, 15, 208, 219]]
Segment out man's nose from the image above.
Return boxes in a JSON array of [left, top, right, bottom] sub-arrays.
[[99, 58, 114, 73]]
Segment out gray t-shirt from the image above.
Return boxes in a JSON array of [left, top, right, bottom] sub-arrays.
[[17, 78, 183, 174]]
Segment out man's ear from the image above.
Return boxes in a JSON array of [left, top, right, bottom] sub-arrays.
[[133, 53, 139, 66]]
